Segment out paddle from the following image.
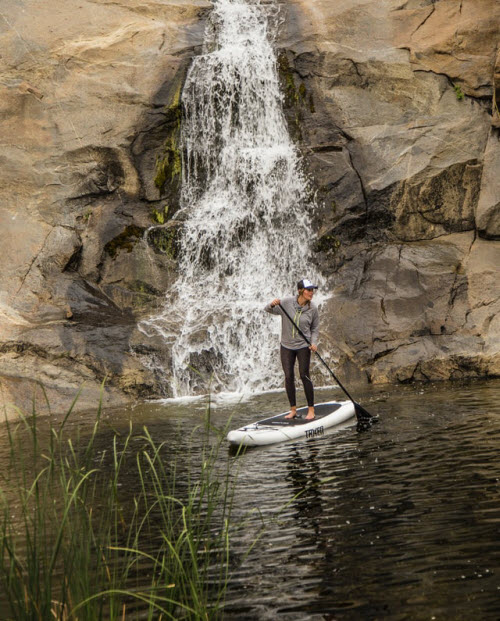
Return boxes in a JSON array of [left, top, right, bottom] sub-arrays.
[[278, 303, 377, 431]]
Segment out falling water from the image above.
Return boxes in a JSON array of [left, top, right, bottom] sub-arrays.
[[142, 0, 322, 397]]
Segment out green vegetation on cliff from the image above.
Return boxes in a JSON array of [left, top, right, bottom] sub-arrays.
[[277, 51, 315, 142], [147, 226, 180, 260], [154, 82, 183, 196]]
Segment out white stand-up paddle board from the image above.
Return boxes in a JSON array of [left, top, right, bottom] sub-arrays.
[[227, 401, 356, 447]]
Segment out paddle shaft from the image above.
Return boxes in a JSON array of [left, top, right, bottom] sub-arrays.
[[277, 302, 357, 403]]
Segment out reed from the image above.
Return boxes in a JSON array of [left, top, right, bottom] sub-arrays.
[[0, 390, 235, 620]]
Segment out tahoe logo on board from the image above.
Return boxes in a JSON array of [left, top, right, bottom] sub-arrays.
[[305, 426, 324, 439]]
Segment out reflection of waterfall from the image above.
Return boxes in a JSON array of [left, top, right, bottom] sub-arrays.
[[142, 0, 322, 397]]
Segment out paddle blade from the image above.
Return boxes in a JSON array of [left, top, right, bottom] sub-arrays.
[[354, 402, 378, 432]]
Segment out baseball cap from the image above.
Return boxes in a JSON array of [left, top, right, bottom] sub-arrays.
[[297, 279, 318, 290]]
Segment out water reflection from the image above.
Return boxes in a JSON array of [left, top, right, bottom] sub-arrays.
[[286, 445, 324, 524]]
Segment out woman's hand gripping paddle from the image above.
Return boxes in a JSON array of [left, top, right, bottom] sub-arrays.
[[278, 303, 377, 431]]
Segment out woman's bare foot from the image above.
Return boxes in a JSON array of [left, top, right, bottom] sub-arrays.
[[285, 407, 297, 419], [305, 407, 315, 420]]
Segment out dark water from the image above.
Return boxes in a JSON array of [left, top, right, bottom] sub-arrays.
[[1, 379, 499, 619], [221, 381, 500, 620]]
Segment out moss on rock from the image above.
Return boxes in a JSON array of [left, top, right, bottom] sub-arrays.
[[104, 225, 145, 258], [151, 204, 170, 224], [147, 226, 179, 259], [313, 233, 341, 254], [154, 81, 183, 196], [154, 134, 182, 193], [277, 51, 315, 141]]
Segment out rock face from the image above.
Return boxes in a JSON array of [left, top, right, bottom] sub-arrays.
[[279, 0, 500, 384], [0, 0, 498, 416], [0, 0, 211, 416]]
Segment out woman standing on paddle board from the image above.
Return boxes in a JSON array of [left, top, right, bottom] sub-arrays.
[[265, 279, 319, 420]]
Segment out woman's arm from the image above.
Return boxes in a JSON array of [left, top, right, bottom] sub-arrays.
[[264, 298, 281, 315]]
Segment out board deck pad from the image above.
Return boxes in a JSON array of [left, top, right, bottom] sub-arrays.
[[254, 403, 343, 427]]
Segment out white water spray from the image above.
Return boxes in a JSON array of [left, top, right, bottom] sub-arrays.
[[142, 0, 323, 397]]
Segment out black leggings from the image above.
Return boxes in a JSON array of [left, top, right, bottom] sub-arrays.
[[280, 346, 314, 408]]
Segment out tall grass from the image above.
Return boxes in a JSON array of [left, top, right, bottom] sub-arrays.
[[0, 390, 235, 620]]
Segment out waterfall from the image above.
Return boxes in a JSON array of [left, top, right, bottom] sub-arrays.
[[142, 0, 323, 397]]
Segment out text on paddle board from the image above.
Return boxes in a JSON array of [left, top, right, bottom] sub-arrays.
[[305, 426, 324, 438]]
